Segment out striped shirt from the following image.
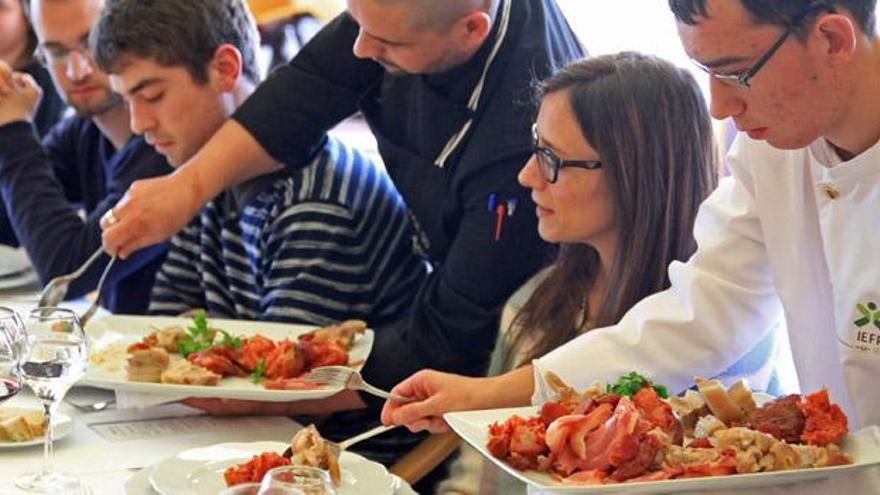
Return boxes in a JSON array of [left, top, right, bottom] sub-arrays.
[[149, 137, 429, 326]]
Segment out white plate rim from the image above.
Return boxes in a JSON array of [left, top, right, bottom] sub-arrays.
[[81, 315, 374, 402], [147, 440, 396, 495], [0, 246, 31, 277], [0, 409, 73, 449], [444, 405, 880, 494]]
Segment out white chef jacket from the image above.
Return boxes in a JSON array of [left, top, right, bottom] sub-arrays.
[[534, 133, 880, 492]]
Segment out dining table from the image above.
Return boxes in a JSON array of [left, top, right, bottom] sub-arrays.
[[0, 284, 416, 494]]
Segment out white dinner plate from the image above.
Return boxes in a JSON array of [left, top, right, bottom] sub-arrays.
[[0, 409, 72, 449], [82, 315, 374, 402], [445, 406, 880, 494], [147, 441, 396, 495]]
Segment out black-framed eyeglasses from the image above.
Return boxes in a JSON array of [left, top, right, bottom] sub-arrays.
[[531, 124, 601, 184], [693, 1, 836, 89], [694, 26, 791, 89]]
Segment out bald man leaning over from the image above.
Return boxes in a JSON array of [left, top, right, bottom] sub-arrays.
[[98, 0, 583, 413]]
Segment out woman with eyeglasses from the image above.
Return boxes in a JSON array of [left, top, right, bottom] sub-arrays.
[[382, 53, 789, 493]]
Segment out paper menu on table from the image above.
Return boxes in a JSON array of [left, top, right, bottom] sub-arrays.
[[89, 415, 291, 443]]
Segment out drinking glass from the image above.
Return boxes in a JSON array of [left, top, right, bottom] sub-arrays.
[[0, 306, 27, 356], [15, 307, 88, 492], [261, 466, 336, 495], [0, 307, 24, 404], [219, 482, 305, 495]]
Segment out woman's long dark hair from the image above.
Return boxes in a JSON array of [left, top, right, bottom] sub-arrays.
[[506, 52, 718, 367]]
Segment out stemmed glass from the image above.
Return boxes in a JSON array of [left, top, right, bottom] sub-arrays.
[[15, 307, 88, 493], [0, 307, 24, 404], [261, 466, 336, 495]]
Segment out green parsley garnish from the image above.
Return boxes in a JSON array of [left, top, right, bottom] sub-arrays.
[[175, 310, 241, 357], [607, 371, 668, 399], [249, 358, 266, 384]]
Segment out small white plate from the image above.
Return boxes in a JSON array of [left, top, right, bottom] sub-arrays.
[[82, 315, 374, 402], [445, 406, 880, 494], [147, 441, 396, 495], [0, 409, 73, 449]]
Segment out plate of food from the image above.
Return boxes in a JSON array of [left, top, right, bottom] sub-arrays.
[[0, 406, 72, 448], [444, 372, 880, 493], [83, 312, 374, 402], [148, 426, 396, 495]]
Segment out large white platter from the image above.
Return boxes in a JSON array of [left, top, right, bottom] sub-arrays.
[[82, 315, 374, 402], [445, 406, 880, 494], [148, 440, 395, 495]]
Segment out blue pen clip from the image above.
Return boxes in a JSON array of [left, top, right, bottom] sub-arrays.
[[487, 193, 498, 212]]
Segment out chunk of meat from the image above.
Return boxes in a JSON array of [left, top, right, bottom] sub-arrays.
[[632, 386, 683, 445], [263, 340, 307, 379], [486, 414, 547, 469], [224, 452, 290, 486], [237, 335, 276, 372], [798, 389, 848, 445], [188, 346, 247, 377], [299, 337, 349, 368], [608, 431, 662, 482], [745, 394, 805, 443]]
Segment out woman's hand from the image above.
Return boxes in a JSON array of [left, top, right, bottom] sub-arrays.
[[379, 370, 490, 433], [381, 367, 537, 433]]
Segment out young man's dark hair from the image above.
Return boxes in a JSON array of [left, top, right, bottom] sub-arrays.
[[669, 0, 876, 36], [92, 0, 261, 84]]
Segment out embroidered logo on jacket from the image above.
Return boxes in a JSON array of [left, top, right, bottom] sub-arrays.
[[853, 301, 880, 348]]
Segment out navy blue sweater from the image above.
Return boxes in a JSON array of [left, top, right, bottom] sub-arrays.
[[0, 118, 172, 313]]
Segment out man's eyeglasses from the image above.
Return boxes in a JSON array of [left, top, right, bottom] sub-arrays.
[[693, 1, 836, 89], [35, 38, 93, 68], [694, 26, 791, 89], [532, 124, 602, 184]]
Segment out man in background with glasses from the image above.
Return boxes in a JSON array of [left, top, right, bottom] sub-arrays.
[[0, 0, 170, 313]]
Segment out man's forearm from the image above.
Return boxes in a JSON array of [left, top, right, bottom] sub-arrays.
[[181, 119, 281, 204]]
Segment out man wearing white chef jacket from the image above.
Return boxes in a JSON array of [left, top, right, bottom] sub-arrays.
[[381, 0, 880, 492]]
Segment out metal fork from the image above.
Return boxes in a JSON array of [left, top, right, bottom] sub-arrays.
[[37, 247, 106, 308], [79, 256, 117, 328], [304, 366, 415, 403]]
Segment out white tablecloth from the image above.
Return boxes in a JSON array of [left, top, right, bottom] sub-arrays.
[[0, 293, 417, 494]]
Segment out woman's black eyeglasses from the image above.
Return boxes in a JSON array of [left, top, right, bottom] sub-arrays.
[[532, 124, 601, 184]]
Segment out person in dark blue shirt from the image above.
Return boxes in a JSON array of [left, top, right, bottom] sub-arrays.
[[0, 0, 171, 313]]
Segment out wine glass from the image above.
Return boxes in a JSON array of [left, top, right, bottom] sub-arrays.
[[0, 307, 24, 404], [15, 307, 88, 493], [261, 466, 336, 495]]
